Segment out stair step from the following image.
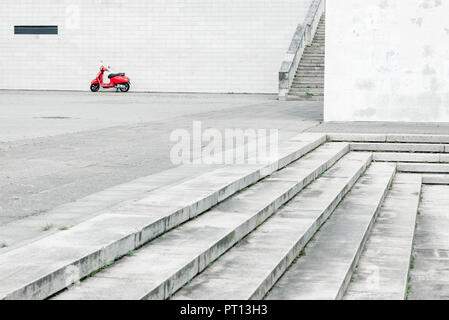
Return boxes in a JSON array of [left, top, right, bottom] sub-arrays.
[[329, 133, 449, 144], [289, 92, 324, 97], [0, 164, 227, 253], [299, 60, 325, 63], [290, 87, 324, 91], [373, 152, 449, 163], [299, 63, 325, 66], [289, 91, 324, 96], [296, 72, 325, 75], [296, 73, 325, 77], [51, 143, 351, 300], [297, 69, 325, 73], [287, 95, 324, 101], [0, 134, 327, 300], [291, 84, 324, 89], [297, 70, 325, 73], [290, 87, 324, 92], [302, 53, 325, 57], [397, 163, 449, 173], [422, 174, 449, 184], [350, 142, 448, 153], [407, 185, 449, 300], [292, 82, 324, 86], [265, 163, 396, 300], [344, 174, 421, 300], [298, 64, 325, 68], [172, 152, 372, 300], [294, 77, 324, 85]]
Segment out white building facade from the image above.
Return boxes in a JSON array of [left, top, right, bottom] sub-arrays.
[[0, 0, 312, 93], [325, 0, 449, 122]]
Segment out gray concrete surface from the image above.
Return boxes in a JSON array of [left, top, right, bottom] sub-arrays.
[[0, 91, 322, 224]]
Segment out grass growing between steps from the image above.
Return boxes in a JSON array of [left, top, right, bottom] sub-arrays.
[[41, 223, 54, 231], [406, 279, 413, 300]]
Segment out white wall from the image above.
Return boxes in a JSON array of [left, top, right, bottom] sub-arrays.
[[0, 0, 312, 93], [325, 0, 449, 122]]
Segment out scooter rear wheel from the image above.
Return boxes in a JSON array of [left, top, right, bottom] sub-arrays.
[[119, 82, 130, 93], [90, 84, 100, 92]]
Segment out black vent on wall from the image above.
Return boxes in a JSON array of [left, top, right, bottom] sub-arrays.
[[14, 26, 58, 35]]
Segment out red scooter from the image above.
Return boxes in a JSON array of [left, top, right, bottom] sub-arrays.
[[90, 66, 131, 92]]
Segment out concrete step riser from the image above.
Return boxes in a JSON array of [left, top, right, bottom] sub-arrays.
[[289, 92, 324, 96], [422, 174, 449, 184], [397, 163, 449, 173], [291, 82, 324, 86], [290, 92, 324, 96], [299, 61, 325, 64], [289, 91, 324, 95], [51, 143, 350, 300], [290, 87, 324, 91], [372, 152, 449, 163], [296, 67, 324, 70], [302, 54, 325, 57], [299, 62, 325, 65], [296, 74, 324, 78], [292, 77, 324, 81], [172, 153, 373, 300], [350, 142, 449, 153], [287, 96, 324, 101], [291, 85, 324, 89], [297, 65, 325, 68], [329, 133, 449, 144], [0, 134, 328, 300]]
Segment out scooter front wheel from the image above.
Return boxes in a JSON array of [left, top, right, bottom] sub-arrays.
[[90, 84, 100, 92], [119, 82, 130, 93]]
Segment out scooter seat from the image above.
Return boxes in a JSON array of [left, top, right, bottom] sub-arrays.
[[108, 73, 125, 79]]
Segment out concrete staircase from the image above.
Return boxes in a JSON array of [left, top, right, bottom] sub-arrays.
[[289, 16, 325, 101], [1, 133, 449, 300]]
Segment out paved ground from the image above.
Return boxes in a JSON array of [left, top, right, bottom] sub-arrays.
[[0, 91, 322, 224]]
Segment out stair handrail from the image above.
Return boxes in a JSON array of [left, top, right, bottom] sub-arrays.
[[278, 0, 326, 100]]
